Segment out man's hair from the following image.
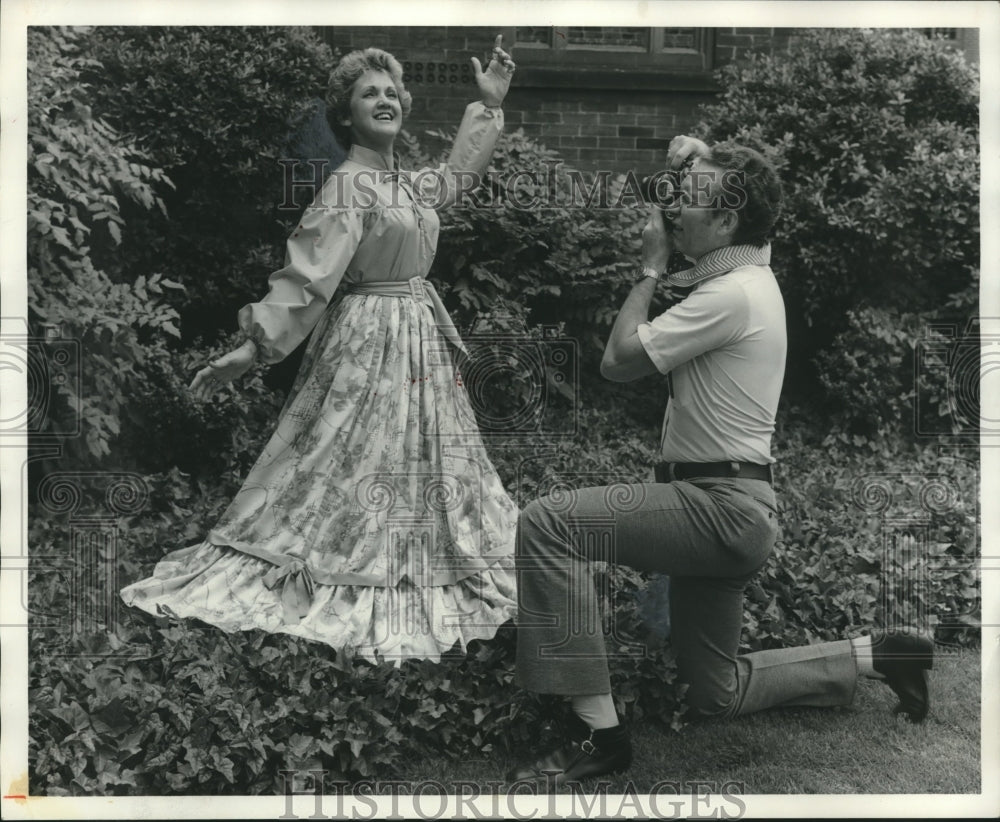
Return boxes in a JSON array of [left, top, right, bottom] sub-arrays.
[[706, 143, 783, 248], [325, 48, 413, 148]]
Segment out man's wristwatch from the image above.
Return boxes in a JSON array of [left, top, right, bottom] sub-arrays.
[[635, 265, 662, 284]]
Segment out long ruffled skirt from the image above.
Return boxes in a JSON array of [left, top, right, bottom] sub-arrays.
[[120, 292, 518, 663]]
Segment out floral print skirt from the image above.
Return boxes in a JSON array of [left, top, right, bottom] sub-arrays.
[[121, 293, 519, 663]]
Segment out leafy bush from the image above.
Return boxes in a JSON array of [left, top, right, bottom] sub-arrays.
[[695, 28, 979, 389], [399, 127, 652, 359], [116, 334, 287, 478], [812, 306, 922, 438], [83, 26, 337, 333], [27, 27, 182, 462], [747, 417, 980, 651], [25, 26, 338, 474], [806, 275, 979, 440]]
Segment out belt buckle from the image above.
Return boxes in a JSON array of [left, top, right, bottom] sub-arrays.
[[408, 276, 426, 302]]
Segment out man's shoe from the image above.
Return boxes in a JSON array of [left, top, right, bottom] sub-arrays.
[[506, 714, 631, 787], [871, 630, 934, 723]]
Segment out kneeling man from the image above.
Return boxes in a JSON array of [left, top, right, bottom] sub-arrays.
[[508, 137, 933, 784]]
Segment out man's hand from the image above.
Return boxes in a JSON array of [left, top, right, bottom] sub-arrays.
[[641, 206, 673, 274], [667, 135, 710, 170], [472, 35, 516, 108]]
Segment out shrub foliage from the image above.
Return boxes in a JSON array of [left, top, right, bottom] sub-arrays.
[[695, 28, 979, 405], [83, 26, 336, 320], [27, 27, 181, 461]]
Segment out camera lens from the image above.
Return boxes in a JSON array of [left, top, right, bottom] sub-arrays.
[[639, 170, 682, 209]]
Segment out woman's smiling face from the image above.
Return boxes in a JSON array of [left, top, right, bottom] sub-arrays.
[[344, 69, 403, 149]]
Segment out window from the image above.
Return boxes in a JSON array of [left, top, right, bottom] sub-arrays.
[[503, 26, 716, 90], [508, 26, 714, 70], [920, 28, 958, 40], [919, 28, 978, 64]]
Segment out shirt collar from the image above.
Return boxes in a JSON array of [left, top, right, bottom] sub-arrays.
[[347, 143, 401, 173], [666, 243, 771, 287]]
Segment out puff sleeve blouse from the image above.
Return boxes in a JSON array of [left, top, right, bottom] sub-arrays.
[[238, 102, 503, 364]]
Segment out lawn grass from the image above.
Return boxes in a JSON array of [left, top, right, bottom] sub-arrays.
[[395, 645, 981, 795]]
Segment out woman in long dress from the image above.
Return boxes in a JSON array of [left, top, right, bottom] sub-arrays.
[[121, 36, 519, 664]]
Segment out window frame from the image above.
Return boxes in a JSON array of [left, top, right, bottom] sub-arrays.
[[503, 26, 718, 91]]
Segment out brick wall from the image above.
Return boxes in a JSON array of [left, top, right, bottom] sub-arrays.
[[508, 89, 706, 173], [715, 27, 797, 64], [314, 27, 801, 173]]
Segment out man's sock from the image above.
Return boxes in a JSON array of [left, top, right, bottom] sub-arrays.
[[571, 693, 619, 730], [851, 635, 884, 678]]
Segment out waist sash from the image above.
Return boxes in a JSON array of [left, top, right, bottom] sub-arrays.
[[345, 276, 467, 355]]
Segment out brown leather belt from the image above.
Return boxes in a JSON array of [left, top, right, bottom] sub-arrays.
[[655, 461, 773, 484]]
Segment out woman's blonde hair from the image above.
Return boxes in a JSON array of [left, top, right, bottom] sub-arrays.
[[326, 48, 412, 147]]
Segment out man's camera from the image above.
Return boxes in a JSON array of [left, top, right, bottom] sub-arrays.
[[638, 169, 684, 212]]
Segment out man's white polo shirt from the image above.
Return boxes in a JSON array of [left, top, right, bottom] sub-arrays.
[[637, 257, 787, 465]]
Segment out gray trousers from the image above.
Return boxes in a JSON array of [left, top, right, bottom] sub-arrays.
[[514, 477, 857, 719]]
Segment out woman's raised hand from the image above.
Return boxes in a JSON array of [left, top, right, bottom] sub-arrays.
[[189, 341, 257, 401], [472, 34, 516, 108]]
